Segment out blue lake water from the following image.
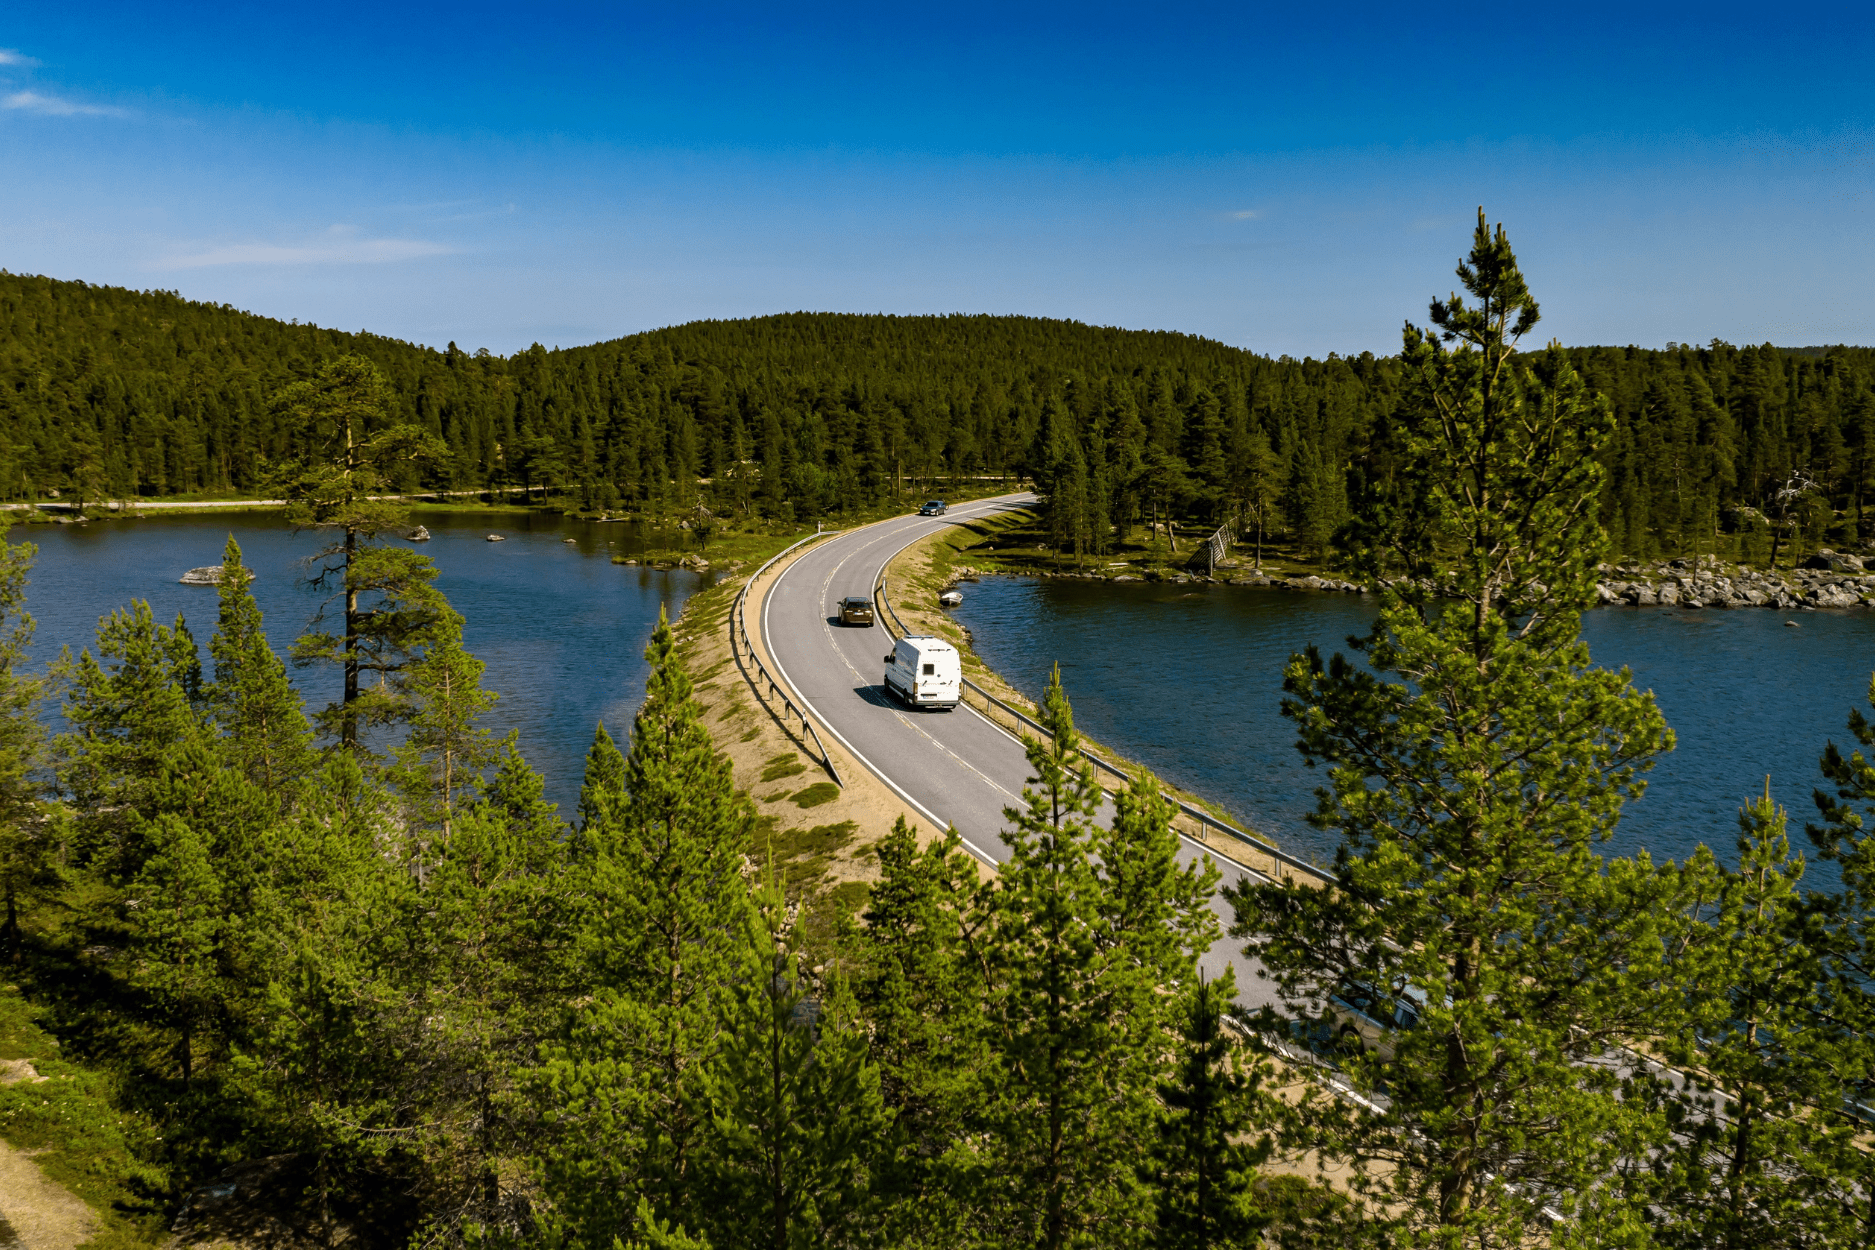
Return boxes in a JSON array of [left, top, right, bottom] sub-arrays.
[[11, 510, 717, 815], [951, 576, 1875, 878]]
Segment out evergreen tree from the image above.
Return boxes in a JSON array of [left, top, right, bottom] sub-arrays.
[[1151, 972, 1272, 1250], [1623, 789, 1857, 1249], [0, 521, 48, 963], [1804, 675, 1875, 1243], [386, 605, 501, 853], [57, 601, 208, 875], [1232, 424, 1284, 570], [1229, 213, 1695, 1246], [271, 354, 449, 747], [694, 873, 889, 1250], [969, 666, 1166, 1249], [207, 535, 313, 799], [854, 817, 988, 1235], [534, 605, 757, 1242], [129, 812, 224, 1084]]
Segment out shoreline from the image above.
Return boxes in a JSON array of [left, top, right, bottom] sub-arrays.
[[878, 516, 1331, 881]]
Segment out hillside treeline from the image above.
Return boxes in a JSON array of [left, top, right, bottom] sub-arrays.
[[5, 271, 1875, 562]]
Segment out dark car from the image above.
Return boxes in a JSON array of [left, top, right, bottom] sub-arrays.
[[839, 595, 875, 626], [918, 500, 947, 516]]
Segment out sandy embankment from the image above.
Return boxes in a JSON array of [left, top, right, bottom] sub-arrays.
[[677, 536, 954, 898]]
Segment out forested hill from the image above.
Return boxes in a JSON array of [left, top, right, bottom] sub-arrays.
[[5, 269, 1875, 562]]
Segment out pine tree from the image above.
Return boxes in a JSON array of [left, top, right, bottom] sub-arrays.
[[694, 873, 889, 1250], [271, 354, 448, 747], [854, 816, 987, 1231], [57, 601, 209, 875], [0, 521, 49, 964], [534, 605, 757, 1241], [129, 812, 224, 1084], [1804, 676, 1875, 1243], [1151, 972, 1273, 1250], [970, 666, 1162, 1249], [208, 535, 313, 800], [576, 721, 628, 836], [1624, 789, 1858, 1249], [1229, 212, 1697, 1245], [387, 605, 501, 854]]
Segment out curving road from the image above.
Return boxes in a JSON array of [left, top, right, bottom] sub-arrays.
[[759, 493, 1278, 1009]]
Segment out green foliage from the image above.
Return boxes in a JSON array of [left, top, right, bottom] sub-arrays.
[[207, 536, 313, 796], [1614, 789, 1860, 1249], [789, 781, 839, 808], [760, 752, 807, 783], [533, 605, 758, 1241], [1232, 213, 1699, 1246], [0, 519, 49, 965], [692, 874, 888, 1250], [1150, 973, 1273, 1250], [9, 272, 1870, 565], [967, 667, 1225, 1250]]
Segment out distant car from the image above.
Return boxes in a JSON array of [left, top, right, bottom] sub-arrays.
[[839, 595, 876, 626], [1327, 978, 1425, 1060], [919, 500, 947, 516]]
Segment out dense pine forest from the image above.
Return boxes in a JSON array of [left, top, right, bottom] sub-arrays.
[[5, 270, 1875, 564], [13, 226, 1875, 1250]]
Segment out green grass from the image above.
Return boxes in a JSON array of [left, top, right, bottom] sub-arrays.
[[756, 820, 860, 896], [790, 782, 840, 809], [761, 753, 808, 783], [0, 986, 169, 1249]]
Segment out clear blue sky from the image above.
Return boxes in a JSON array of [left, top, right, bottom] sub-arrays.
[[3, 2, 1871, 357]]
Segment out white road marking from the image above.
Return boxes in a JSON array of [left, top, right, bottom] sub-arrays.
[[762, 499, 1027, 865]]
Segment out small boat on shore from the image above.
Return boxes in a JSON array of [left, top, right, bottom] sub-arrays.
[[939, 590, 963, 607]]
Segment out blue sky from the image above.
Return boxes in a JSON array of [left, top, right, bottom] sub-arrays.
[[3, 2, 1872, 356]]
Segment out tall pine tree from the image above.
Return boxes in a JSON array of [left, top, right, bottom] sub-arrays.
[[1230, 212, 1699, 1246]]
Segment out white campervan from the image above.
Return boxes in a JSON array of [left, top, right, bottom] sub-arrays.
[[882, 636, 961, 710]]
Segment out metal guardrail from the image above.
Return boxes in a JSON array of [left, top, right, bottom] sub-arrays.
[[873, 570, 1336, 888], [732, 532, 844, 788]]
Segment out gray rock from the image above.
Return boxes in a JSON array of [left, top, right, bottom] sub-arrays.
[[179, 565, 224, 586]]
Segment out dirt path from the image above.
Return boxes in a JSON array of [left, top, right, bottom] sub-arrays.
[[0, 1139, 97, 1250]]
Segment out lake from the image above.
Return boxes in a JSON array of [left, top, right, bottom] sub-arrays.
[[950, 576, 1875, 876], [11, 510, 718, 815]]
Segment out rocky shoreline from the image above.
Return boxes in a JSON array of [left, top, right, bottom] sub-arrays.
[[947, 548, 1875, 612]]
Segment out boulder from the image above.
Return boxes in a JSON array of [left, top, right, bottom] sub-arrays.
[[407, 525, 431, 542], [1802, 550, 1866, 572], [0, 1058, 46, 1085], [485, 533, 506, 542], [179, 566, 224, 586]]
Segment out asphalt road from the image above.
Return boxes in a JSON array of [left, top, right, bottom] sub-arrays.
[[760, 493, 1281, 1011]]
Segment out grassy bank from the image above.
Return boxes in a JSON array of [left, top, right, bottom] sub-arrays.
[[0, 985, 169, 1250], [940, 507, 1336, 583]]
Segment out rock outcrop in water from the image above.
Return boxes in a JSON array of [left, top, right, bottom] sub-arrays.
[[178, 566, 224, 585]]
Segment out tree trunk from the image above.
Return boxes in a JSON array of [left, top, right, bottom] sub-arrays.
[[342, 524, 359, 748]]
